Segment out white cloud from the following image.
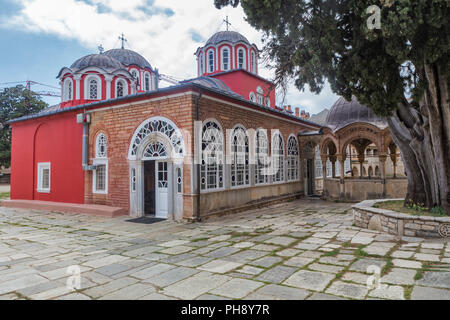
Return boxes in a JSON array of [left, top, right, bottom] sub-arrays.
[[2, 0, 338, 114]]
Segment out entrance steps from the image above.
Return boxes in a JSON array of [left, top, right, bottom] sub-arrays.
[[1, 200, 127, 217]]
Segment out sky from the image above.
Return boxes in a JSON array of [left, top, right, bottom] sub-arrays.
[[0, 0, 338, 115]]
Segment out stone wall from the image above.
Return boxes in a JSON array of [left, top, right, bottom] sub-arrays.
[[323, 178, 407, 201], [353, 199, 450, 238]]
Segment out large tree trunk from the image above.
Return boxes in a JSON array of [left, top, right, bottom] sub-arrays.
[[387, 64, 449, 214]]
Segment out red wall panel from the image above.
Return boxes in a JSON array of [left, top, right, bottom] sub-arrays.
[[10, 111, 85, 204]]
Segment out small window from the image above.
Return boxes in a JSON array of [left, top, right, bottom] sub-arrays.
[[94, 164, 106, 193], [64, 79, 73, 101], [95, 133, 107, 158], [145, 74, 150, 91], [131, 168, 136, 192], [238, 48, 245, 69], [222, 48, 229, 71], [132, 70, 139, 89], [265, 97, 270, 107], [37, 162, 51, 193], [176, 167, 182, 193], [251, 51, 256, 73], [89, 79, 98, 100], [208, 50, 214, 73], [116, 81, 124, 97], [249, 92, 256, 102]]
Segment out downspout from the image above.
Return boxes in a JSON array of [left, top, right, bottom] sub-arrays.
[[195, 90, 203, 222], [78, 112, 96, 171]]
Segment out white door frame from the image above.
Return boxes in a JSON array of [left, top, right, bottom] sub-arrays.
[[155, 160, 171, 218]]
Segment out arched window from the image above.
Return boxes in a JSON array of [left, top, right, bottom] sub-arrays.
[[201, 120, 224, 190], [221, 47, 230, 71], [272, 132, 285, 182], [89, 78, 99, 100], [231, 126, 249, 187], [63, 78, 73, 101], [95, 133, 107, 158], [207, 50, 215, 73], [116, 81, 124, 97], [238, 48, 245, 69], [131, 70, 139, 89], [249, 92, 256, 103], [255, 129, 269, 184], [251, 51, 256, 73], [287, 136, 299, 181], [94, 133, 108, 194], [256, 86, 263, 105], [145, 74, 150, 91]]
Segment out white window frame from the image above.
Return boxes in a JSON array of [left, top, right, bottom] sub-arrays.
[[93, 159, 108, 194], [255, 129, 269, 185], [265, 97, 270, 108], [130, 69, 140, 90], [256, 86, 263, 105], [237, 48, 246, 69], [287, 135, 300, 181], [144, 73, 151, 91], [221, 47, 230, 71], [37, 162, 51, 193], [251, 51, 256, 73], [115, 78, 128, 98], [272, 132, 285, 183], [230, 125, 250, 188], [201, 119, 225, 192], [63, 78, 73, 102], [207, 49, 215, 73], [84, 74, 102, 100], [249, 92, 256, 103]]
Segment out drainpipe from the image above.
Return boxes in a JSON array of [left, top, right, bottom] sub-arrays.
[[195, 90, 203, 222], [77, 112, 96, 171]]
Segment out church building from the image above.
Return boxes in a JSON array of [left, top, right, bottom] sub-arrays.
[[8, 30, 322, 220]]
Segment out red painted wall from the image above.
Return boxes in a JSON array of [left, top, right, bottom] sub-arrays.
[[10, 111, 85, 204], [212, 70, 276, 108]]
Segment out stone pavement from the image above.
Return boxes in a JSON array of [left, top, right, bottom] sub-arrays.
[[0, 199, 449, 300]]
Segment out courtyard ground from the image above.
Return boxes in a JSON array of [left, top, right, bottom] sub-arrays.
[[0, 198, 449, 300]]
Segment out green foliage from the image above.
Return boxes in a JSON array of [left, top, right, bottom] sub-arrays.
[[0, 85, 47, 167], [214, 0, 449, 116]]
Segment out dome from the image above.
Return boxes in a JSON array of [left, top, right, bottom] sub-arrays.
[[205, 31, 251, 46], [103, 48, 152, 70], [325, 96, 386, 130], [70, 54, 125, 71]]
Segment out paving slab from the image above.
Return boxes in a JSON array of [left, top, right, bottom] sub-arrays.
[[325, 281, 368, 299], [245, 284, 310, 300], [381, 268, 416, 285], [411, 286, 450, 300], [162, 272, 230, 300], [283, 270, 335, 292], [416, 271, 450, 289], [255, 265, 297, 284], [197, 259, 243, 274], [210, 278, 264, 299]]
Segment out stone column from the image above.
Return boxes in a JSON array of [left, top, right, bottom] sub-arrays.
[[105, 75, 113, 100], [338, 154, 346, 200], [379, 154, 387, 198], [358, 153, 365, 179], [329, 155, 337, 178], [390, 153, 397, 178], [74, 74, 82, 101], [321, 155, 327, 195]]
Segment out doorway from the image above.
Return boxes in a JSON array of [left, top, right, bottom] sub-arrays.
[[143, 160, 169, 218], [144, 160, 155, 216]]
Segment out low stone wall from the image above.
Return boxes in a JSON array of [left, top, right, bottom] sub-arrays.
[[323, 178, 407, 201], [353, 199, 450, 238]]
